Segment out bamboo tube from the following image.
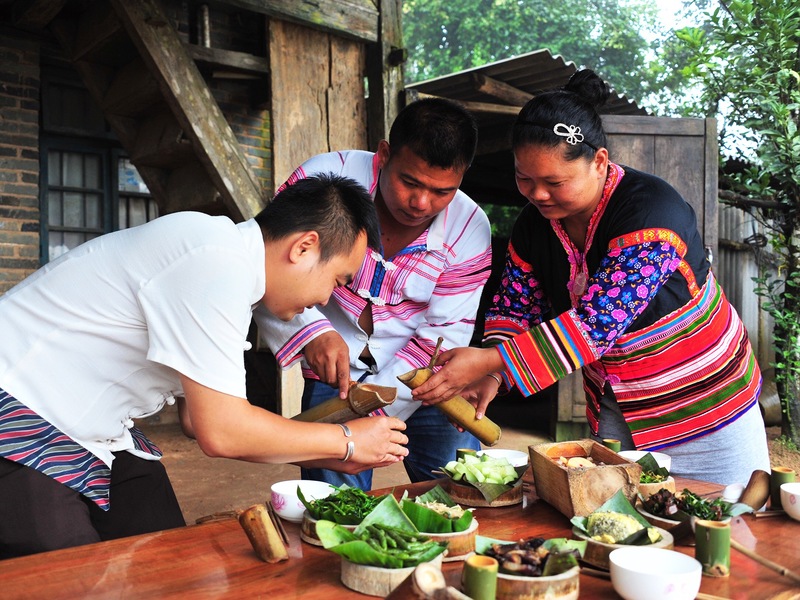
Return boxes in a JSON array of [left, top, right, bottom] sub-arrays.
[[237, 504, 289, 563], [292, 382, 397, 423], [739, 469, 770, 510], [695, 520, 730, 577], [385, 562, 447, 599], [397, 367, 501, 447]]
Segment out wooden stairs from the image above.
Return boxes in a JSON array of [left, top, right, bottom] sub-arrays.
[[13, 0, 264, 220]]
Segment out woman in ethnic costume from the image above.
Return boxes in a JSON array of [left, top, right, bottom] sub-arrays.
[[412, 69, 769, 486]]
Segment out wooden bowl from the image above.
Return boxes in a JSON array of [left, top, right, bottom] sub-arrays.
[[299, 512, 356, 546], [495, 565, 580, 600], [424, 518, 479, 561], [340, 553, 444, 596], [443, 479, 523, 507], [635, 505, 682, 532], [637, 476, 676, 500], [571, 526, 674, 570]]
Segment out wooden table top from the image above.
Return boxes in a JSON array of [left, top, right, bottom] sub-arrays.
[[1, 476, 798, 599]]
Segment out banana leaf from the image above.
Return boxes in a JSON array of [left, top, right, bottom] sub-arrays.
[[315, 495, 448, 568], [570, 489, 661, 545], [636, 453, 670, 482], [401, 500, 473, 534]]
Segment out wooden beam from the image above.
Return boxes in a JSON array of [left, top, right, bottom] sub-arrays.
[[72, 1, 123, 61], [470, 73, 533, 107], [111, 0, 263, 220], [185, 44, 270, 76], [366, 0, 404, 149], [102, 58, 162, 117], [216, 0, 379, 43], [10, 0, 67, 30], [408, 91, 520, 116], [131, 109, 194, 168]]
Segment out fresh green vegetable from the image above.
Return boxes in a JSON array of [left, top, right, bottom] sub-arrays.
[[315, 494, 447, 568], [643, 488, 753, 522], [443, 453, 518, 485], [298, 484, 385, 525], [635, 453, 670, 484], [438, 454, 527, 504]]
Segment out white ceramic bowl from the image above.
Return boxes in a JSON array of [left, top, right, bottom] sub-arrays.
[[780, 482, 800, 521], [609, 547, 701, 600], [270, 480, 335, 523], [618, 450, 672, 472], [478, 448, 529, 467]]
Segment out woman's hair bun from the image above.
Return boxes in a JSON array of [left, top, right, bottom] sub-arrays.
[[564, 69, 610, 109]]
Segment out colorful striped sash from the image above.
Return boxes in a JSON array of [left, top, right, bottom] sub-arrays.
[[585, 272, 760, 449], [0, 389, 162, 510]]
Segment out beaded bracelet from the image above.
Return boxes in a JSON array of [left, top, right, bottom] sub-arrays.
[[338, 423, 355, 462]]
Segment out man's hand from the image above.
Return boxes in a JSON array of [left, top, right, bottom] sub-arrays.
[[297, 415, 409, 474], [304, 331, 351, 398]]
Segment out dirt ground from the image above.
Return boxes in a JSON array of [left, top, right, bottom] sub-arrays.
[[140, 418, 800, 526]]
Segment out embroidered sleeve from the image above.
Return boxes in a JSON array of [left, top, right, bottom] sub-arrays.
[[495, 233, 684, 396]]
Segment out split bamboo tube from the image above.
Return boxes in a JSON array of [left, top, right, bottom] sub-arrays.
[[292, 382, 397, 423], [397, 337, 501, 447], [237, 503, 289, 563]]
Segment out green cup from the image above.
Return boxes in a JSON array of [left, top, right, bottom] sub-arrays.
[[602, 438, 621, 452], [695, 519, 731, 577], [461, 554, 498, 600], [770, 466, 796, 510]]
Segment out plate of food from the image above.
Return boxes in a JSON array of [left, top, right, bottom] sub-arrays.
[[299, 484, 386, 546], [315, 494, 448, 596], [636, 487, 753, 537], [571, 489, 674, 569], [475, 535, 585, 600], [400, 484, 478, 560], [438, 452, 528, 507]]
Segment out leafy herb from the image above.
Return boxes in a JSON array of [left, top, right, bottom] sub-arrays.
[[298, 484, 385, 525], [643, 488, 753, 521]]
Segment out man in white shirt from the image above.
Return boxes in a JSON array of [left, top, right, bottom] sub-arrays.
[[0, 174, 408, 559], [256, 99, 492, 489]]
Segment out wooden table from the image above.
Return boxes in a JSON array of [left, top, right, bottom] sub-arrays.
[[1, 477, 798, 599]]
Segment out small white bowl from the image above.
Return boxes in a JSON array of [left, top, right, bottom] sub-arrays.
[[618, 450, 672, 472], [270, 480, 335, 523], [780, 482, 800, 521], [478, 448, 529, 467], [610, 547, 701, 600]]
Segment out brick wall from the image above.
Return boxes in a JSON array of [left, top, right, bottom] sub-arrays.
[[0, 28, 41, 295]]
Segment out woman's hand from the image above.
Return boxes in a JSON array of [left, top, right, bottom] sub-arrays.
[[460, 374, 503, 420], [411, 346, 504, 405]]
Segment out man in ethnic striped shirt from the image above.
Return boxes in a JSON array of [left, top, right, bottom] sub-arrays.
[[256, 99, 493, 489]]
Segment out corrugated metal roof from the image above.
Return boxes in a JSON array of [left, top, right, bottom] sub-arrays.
[[406, 48, 648, 116]]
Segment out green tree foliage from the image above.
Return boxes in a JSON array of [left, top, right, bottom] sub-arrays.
[[678, 0, 800, 445], [402, 0, 662, 102]]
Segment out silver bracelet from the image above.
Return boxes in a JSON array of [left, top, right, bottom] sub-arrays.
[[338, 423, 355, 462], [486, 373, 503, 386]]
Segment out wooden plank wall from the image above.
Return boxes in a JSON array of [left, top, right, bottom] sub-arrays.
[[269, 19, 367, 188], [268, 18, 368, 416]]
